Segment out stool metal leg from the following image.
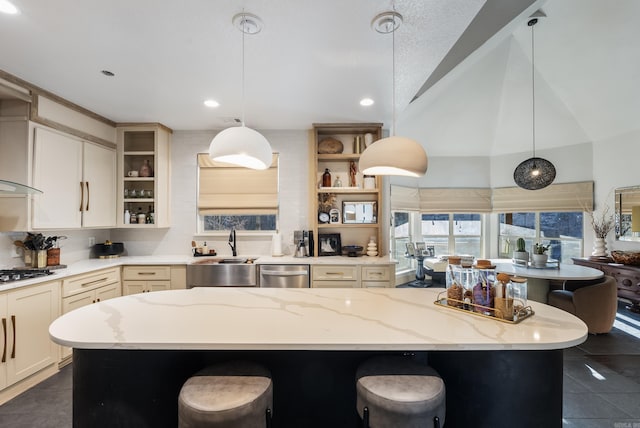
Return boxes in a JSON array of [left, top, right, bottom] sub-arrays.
[[362, 406, 369, 428], [266, 408, 273, 428], [434, 415, 440, 428]]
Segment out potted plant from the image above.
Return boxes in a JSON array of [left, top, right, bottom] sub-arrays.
[[531, 243, 550, 267], [513, 238, 529, 265]]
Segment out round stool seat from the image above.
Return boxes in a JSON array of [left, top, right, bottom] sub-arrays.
[[356, 355, 445, 428], [179, 360, 272, 428]]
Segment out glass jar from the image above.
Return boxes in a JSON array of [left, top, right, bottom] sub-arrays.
[[509, 276, 528, 309]]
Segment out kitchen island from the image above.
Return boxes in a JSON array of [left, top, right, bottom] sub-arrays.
[[50, 287, 587, 428]]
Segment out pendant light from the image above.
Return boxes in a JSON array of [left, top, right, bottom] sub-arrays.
[[513, 18, 556, 190], [359, 10, 428, 178], [209, 12, 272, 170]]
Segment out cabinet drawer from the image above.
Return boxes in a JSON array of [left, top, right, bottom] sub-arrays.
[[123, 266, 171, 280], [312, 265, 357, 281], [362, 281, 389, 288], [62, 267, 120, 297], [362, 265, 391, 281]]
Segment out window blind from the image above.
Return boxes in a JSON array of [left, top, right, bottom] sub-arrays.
[[492, 181, 593, 212], [197, 153, 278, 215], [390, 185, 491, 212]]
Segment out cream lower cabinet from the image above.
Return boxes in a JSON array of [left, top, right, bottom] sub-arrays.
[[361, 265, 395, 288], [0, 281, 60, 390], [311, 265, 359, 288], [122, 266, 172, 295], [60, 267, 121, 360]]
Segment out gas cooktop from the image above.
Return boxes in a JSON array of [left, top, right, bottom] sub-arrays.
[[0, 268, 54, 283]]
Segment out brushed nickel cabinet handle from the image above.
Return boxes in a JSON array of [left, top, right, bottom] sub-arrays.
[[79, 182, 84, 211], [85, 181, 90, 211], [11, 315, 16, 359], [1, 318, 6, 363]]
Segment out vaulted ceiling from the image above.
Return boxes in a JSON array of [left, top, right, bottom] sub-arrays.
[[1, 0, 635, 157]]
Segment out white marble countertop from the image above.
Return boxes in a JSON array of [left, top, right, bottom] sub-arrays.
[[0, 255, 396, 293], [49, 287, 587, 352]]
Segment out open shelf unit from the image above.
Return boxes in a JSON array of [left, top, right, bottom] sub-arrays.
[[310, 123, 384, 257]]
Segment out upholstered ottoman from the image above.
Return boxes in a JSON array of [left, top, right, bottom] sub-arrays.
[[356, 355, 445, 428], [178, 360, 273, 428]]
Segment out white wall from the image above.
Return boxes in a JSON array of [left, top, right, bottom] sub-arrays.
[[111, 129, 311, 258]]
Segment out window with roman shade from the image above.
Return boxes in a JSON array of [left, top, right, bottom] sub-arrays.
[[390, 185, 492, 212], [492, 181, 593, 212], [197, 153, 279, 216]]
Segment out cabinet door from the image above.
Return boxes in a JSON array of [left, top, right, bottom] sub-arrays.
[[82, 142, 116, 228], [6, 282, 60, 386], [122, 281, 146, 296], [148, 281, 171, 292], [0, 293, 7, 389], [95, 282, 121, 302], [32, 127, 83, 229], [61, 290, 95, 360]]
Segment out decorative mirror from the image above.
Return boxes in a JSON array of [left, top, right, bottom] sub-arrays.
[[615, 185, 640, 241], [342, 201, 377, 224]]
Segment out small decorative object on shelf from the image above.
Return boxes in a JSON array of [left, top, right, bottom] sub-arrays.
[[363, 175, 376, 189], [322, 168, 331, 187], [334, 175, 342, 187], [349, 161, 357, 187], [329, 208, 340, 224], [531, 243, 550, 267], [353, 136, 362, 154], [366, 237, 378, 256], [139, 159, 153, 177], [317, 137, 343, 154]]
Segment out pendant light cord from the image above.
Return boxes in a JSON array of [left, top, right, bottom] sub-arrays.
[[241, 11, 246, 127], [530, 19, 536, 158], [391, 5, 396, 137]]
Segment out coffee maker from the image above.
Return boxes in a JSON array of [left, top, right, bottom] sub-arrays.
[[293, 230, 314, 257]]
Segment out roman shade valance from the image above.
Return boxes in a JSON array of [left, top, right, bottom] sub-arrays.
[[419, 188, 492, 213], [492, 181, 593, 212], [197, 153, 278, 215], [390, 185, 492, 212]]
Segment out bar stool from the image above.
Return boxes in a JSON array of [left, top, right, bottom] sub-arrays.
[[178, 360, 273, 428], [356, 355, 445, 428]]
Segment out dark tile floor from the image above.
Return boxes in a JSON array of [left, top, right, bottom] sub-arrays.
[[0, 302, 639, 428]]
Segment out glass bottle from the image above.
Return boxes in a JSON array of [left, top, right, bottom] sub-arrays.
[[139, 159, 153, 177], [322, 168, 331, 187], [334, 175, 342, 187]]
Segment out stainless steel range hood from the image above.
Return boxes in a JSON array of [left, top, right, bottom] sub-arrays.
[[0, 179, 42, 194]]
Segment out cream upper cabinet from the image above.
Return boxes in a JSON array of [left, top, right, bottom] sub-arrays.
[[0, 281, 60, 389], [32, 126, 116, 229]]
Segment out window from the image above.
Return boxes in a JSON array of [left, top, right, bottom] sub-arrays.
[[197, 153, 278, 233], [392, 212, 412, 272], [421, 213, 483, 257], [499, 212, 583, 262]]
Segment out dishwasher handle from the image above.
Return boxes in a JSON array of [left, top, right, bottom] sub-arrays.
[[260, 269, 308, 276]]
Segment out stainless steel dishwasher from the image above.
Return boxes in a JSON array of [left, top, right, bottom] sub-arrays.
[[259, 265, 310, 288]]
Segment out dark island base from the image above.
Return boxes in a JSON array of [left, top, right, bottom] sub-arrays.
[[73, 348, 562, 428]]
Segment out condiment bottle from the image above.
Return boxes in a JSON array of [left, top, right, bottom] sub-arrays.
[[124, 209, 131, 224], [322, 168, 331, 187]]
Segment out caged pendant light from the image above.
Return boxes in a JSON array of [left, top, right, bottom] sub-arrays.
[[359, 10, 428, 178], [513, 17, 556, 190], [209, 12, 273, 170]]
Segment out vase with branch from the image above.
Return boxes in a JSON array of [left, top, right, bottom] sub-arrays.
[[587, 203, 614, 257]]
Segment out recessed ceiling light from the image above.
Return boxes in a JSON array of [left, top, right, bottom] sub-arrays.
[[360, 98, 374, 107], [204, 99, 220, 108], [101, 70, 115, 77], [0, 0, 19, 14]]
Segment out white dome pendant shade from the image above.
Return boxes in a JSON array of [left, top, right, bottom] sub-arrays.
[[209, 11, 272, 170], [359, 10, 428, 178], [209, 126, 272, 169], [359, 136, 428, 177]]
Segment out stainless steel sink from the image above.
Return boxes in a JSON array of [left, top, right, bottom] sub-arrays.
[[187, 258, 258, 287]]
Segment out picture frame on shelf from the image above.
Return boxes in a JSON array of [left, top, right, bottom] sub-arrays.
[[319, 233, 342, 256], [342, 201, 377, 224], [329, 208, 340, 224]]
